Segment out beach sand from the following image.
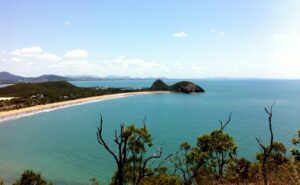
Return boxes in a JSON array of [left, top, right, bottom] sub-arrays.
[[0, 91, 169, 122], [0, 97, 16, 101]]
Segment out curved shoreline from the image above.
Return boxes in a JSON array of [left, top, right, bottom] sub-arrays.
[[0, 91, 170, 122]]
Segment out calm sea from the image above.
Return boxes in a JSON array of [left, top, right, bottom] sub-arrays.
[[0, 80, 299, 184]]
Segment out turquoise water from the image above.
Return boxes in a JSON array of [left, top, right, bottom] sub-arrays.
[[0, 80, 300, 184]]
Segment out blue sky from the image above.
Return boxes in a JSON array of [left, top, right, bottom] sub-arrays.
[[1, 0, 300, 78]]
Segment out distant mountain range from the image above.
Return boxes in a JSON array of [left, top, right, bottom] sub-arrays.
[[0, 72, 72, 83], [0, 72, 168, 84]]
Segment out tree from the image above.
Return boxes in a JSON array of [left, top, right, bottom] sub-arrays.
[[227, 157, 251, 185], [256, 141, 288, 180], [197, 114, 237, 183], [197, 130, 237, 182], [255, 104, 275, 185], [169, 142, 208, 185], [168, 114, 236, 184], [96, 115, 165, 185], [120, 123, 165, 185], [291, 129, 300, 161], [96, 115, 129, 185], [13, 170, 53, 185]]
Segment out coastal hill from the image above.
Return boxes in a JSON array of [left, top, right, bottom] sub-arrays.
[[0, 72, 71, 84], [0, 81, 143, 111], [0, 81, 96, 99], [0, 72, 26, 83], [150, 79, 205, 93], [149, 79, 169, 91]]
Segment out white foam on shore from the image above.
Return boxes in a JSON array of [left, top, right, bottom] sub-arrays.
[[0, 94, 136, 123]]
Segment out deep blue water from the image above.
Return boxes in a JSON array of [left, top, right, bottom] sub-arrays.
[[0, 80, 299, 184]]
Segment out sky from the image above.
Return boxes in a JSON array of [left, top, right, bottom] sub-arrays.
[[1, 0, 300, 79]]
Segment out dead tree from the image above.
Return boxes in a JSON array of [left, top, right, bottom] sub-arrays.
[[96, 114, 129, 185], [256, 104, 275, 185], [96, 115, 166, 185], [219, 112, 232, 131]]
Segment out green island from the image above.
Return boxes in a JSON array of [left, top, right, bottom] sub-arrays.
[[0, 80, 204, 111]]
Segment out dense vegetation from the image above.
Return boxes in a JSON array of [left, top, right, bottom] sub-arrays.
[[0, 81, 145, 111], [0, 81, 95, 98]]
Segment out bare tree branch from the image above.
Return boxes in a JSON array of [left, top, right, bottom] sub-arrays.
[[96, 114, 119, 164], [255, 103, 276, 185], [219, 112, 232, 130]]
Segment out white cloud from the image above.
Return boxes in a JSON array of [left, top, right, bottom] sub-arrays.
[[38, 53, 61, 61], [190, 65, 208, 73], [65, 49, 89, 58], [273, 34, 289, 42], [273, 33, 300, 42], [45, 56, 169, 77], [49, 60, 103, 75], [113, 56, 162, 69], [173, 31, 187, 38], [9, 46, 61, 61], [65, 21, 71, 26], [3, 46, 171, 77], [174, 62, 183, 68], [10, 46, 42, 56], [265, 50, 300, 78], [211, 29, 224, 38], [11, 57, 22, 62], [102, 56, 168, 76]]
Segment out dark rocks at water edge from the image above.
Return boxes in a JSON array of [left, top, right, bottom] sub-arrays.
[[150, 79, 205, 93]]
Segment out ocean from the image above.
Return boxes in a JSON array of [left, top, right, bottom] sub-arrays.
[[0, 79, 299, 184]]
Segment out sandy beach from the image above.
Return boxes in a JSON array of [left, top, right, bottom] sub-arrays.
[[0, 91, 169, 122]]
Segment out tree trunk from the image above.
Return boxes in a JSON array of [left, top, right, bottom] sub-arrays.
[[117, 165, 124, 185], [262, 162, 268, 185]]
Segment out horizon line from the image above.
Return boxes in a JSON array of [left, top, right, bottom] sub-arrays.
[[1, 71, 300, 81]]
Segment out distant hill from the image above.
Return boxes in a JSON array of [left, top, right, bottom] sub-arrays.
[[0, 81, 97, 98], [0, 72, 169, 84], [0, 72, 71, 84], [0, 72, 26, 83], [34, 74, 72, 82], [150, 79, 205, 93]]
